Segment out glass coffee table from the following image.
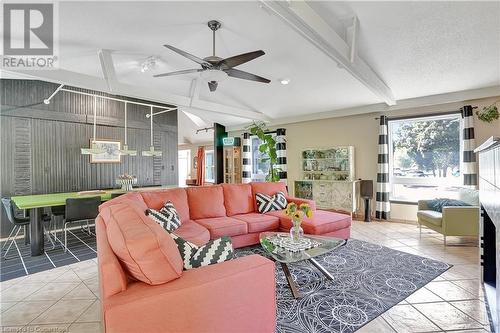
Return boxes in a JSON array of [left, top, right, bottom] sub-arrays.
[[259, 232, 346, 298]]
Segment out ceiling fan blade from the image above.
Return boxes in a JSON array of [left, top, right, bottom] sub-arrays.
[[208, 81, 218, 92], [153, 68, 203, 78], [163, 45, 210, 67], [219, 50, 265, 69], [224, 68, 270, 83]]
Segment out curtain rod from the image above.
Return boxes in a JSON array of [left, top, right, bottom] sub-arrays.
[[374, 109, 471, 121], [43, 84, 177, 112], [243, 130, 277, 135]]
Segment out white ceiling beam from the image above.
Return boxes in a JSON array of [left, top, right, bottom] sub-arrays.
[[2, 68, 269, 121], [260, 0, 396, 106], [346, 16, 359, 63], [191, 99, 271, 122], [97, 49, 118, 93], [227, 85, 500, 130]]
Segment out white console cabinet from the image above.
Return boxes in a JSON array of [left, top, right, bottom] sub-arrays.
[[294, 147, 359, 213]]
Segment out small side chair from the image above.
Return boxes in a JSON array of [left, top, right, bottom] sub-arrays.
[[63, 196, 100, 253]]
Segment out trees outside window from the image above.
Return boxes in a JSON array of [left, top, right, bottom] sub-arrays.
[[389, 114, 461, 202]]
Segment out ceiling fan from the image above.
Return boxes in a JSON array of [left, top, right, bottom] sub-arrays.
[[154, 20, 270, 92]]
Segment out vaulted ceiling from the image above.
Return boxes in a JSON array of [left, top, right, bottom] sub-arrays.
[[3, 1, 499, 144]]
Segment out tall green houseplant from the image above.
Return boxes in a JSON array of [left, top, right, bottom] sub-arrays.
[[247, 122, 281, 182]]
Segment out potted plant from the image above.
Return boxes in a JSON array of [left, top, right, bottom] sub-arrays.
[[247, 122, 281, 182], [476, 103, 499, 123]]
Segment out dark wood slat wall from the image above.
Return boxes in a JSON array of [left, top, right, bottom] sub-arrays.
[[1, 79, 178, 237]]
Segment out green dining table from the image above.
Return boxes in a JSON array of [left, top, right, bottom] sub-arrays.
[[11, 186, 176, 256]]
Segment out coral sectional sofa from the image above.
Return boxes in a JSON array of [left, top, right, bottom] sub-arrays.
[[97, 182, 351, 332], [100, 181, 352, 248]]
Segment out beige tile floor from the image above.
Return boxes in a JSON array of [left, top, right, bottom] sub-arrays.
[[0, 220, 489, 333]]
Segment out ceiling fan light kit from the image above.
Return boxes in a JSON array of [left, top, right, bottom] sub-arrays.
[[154, 20, 271, 92], [201, 69, 228, 82]]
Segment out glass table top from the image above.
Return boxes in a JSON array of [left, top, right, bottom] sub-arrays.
[[259, 232, 346, 264]]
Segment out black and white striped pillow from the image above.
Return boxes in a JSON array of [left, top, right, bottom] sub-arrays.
[[169, 233, 234, 270], [256, 191, 288, 213], [146, 201, 181, 232]]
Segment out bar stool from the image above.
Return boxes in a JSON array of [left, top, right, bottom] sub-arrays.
[[63, 196, 100, 253]]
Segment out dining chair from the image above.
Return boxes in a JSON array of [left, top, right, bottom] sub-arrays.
[[49, 205, 65, 239], [1, 198, 55, 272], [1, 198, 30, 261], [63, 196, 100, 253]]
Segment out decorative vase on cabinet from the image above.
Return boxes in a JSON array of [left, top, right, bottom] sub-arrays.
[[295, 146, 359, 214]]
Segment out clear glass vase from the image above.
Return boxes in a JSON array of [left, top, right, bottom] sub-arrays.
[[289, 218, 304, 243]]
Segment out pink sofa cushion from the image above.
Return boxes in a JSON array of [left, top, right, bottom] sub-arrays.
[[100, 203, 183, 285], [222, 183, 254, 216], [99, 192, 148, 212], [250, 181, 288, 196], [250, 182, 288, 211], [232, 213, 279, 233], [195, 217, 248, 239], [187, 186, 226, 220], [140, 188, 190, 222], [174, 220, 210, 246], [96, 216, 128, 299], [269, 210, 351, 235]]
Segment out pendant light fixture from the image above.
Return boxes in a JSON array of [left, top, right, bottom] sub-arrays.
[[119, 102, 137, 156], [141, 106, 162, 157], [81, 96, 106, 155]]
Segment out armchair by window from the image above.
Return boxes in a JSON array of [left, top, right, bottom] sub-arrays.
[[416, 190, 479, 246]]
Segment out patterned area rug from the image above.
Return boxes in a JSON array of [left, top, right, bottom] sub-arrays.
[[235, 239, 451, 333]]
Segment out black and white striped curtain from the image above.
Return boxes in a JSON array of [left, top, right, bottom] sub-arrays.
[[461, 105, 477, 187], [276, 128, 287, 184], [242, 132, 252, 183], [376, 115, 390, 220]]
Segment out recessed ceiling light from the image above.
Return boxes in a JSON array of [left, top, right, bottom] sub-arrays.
[[280, 78, 291, 85]]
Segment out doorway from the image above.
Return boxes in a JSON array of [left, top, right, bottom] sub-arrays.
[[178, 149, 191, 186]]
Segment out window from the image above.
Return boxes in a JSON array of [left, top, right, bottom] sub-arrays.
[[250, 134, 276, 182], [205, 150, 215, 183], [178, 149, 190, 186], [388, 113, 462, 202]]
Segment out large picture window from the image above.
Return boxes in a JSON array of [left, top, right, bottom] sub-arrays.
[[250, 134, 276, 181], [388, 113, 462, 202]]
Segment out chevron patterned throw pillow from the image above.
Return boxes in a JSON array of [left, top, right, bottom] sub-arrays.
[[169, 233, 234, 270], [255, 191, 288, 213], [146, 201, 182, 232]]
